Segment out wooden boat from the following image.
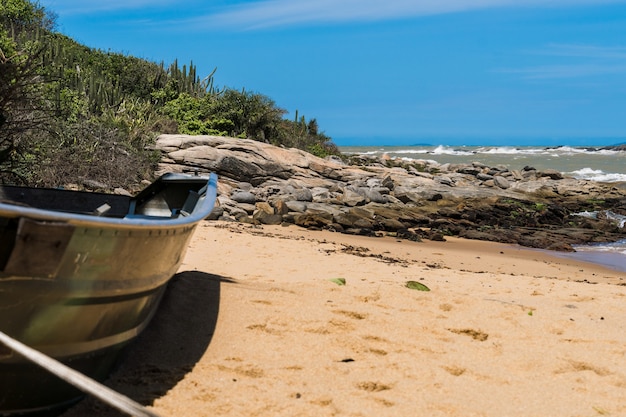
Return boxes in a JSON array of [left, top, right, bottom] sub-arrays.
[[0, 172, 218, 415]]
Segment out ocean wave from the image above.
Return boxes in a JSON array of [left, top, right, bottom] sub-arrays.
[[547, 146, 623, 156], [399, 157, 440, 165], [569, 168, 626, 183], [341, 149, 385, 156], [343, 145, 624, 157], [400, 146, 623, 157], [476, 147, 547, 155], [392, 149, 431, 155], [472, 146, 623, 156], [430, 145, 474, 156], [573, 239, 626, 256]]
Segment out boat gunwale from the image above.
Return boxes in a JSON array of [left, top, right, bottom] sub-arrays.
[[0, 173, 218, 230]]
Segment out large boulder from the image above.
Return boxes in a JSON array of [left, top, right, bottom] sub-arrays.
[[156, 134, 344, 184]]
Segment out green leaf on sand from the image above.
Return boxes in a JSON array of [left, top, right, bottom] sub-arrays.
[[329, 278, 346, 286], [406, 281, 430, 291]]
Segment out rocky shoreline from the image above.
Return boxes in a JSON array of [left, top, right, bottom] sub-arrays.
[[156, 134, 626, 251]]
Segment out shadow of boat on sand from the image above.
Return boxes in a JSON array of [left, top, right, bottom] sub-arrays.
[[60, 270, 232, 416]]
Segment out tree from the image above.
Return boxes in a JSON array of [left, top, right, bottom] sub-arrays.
[[0, 0, 54, 181]]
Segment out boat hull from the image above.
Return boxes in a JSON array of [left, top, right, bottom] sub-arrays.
[[0, 173, 217, 415]]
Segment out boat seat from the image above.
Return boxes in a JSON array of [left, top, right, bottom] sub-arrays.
[[179, 185, 207, 217], [93, 203, 111, 216]]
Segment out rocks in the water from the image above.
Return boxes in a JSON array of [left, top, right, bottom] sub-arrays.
[[155, 134, 626, 250]]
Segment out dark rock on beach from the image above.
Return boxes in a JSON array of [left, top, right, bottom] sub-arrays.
[[156, 134, 626, 251]]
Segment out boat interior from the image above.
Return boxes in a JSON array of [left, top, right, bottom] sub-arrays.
[[0, 173, 210, 219]]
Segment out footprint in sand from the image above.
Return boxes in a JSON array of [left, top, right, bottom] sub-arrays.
[[448, 328, 489, 341], [246, 323, 283, 335], [356, 381, 392, 392], [332, 309, 368, 320], [554, 360, 611, 377]]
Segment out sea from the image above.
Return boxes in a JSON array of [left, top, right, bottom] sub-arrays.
[[339, 145, 626, 272]]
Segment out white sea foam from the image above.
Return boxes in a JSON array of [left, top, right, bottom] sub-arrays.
[[340, 144, 626, 183], [553, 146, 621, 156], [430, 145, 474, 156], [569, 168, 626, 182], [573, 239, 626, 255], [476, 147, 549, 155], [569, 217, 626, 269], [393, 149, 430, 155], [399, 158, 440, 166]]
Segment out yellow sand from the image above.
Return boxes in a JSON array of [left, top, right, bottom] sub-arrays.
[[63, 221, 626, 417]]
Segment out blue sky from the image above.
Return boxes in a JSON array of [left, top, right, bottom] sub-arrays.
[[39, 0, 626, 147]]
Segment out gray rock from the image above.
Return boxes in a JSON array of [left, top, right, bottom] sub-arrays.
[[311, 187, 332, 201], [237, 182, 253, 191], [294, 212, 333, 228], [381, 174, 395, 190], [361, 188, 387, 204], [385, 195, 404, 205], [306, 202, 343, 217], [538, 169, 564, 180], [207, 206, 224, 220], [476, 173, 494, 181], [494, 176, 511, 189], [457, 167, 481, 176], [409, 169, 434, 179], [340, 188, 366, 207], [253, 210, 283, 225], [509, 170, 524, 181], [366, 178, 383, 188], [228, 206, 249, 220], [285, 201, 308, 212], [436, 176, 455, 186], [231, 190, 257, 204], [372, 186, 390, 195], [216, 195, 238, 209], [394, 189, 422, 204], [379, 218, 406, 230], [237, 203, 257, 215], [334, 212, 375, 229], [293, 188, 313, 202]]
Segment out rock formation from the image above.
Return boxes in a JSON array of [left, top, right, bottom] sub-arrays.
[[156, 134, 626, 251]]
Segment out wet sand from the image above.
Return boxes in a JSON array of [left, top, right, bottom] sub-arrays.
[[63, 221, 626, 417]]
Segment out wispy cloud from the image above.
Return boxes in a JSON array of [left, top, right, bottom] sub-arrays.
[[42, 0, 626, 29], [198, 0, 626, 30], [497, 44, 626, 79], [40, 0, 177, 15]]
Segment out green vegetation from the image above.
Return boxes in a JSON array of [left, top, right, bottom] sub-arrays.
[[329, 278, 346, 286], [0, 0, 338, 189], [405, 280, 430, 291]]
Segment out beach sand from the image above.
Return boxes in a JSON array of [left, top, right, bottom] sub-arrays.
[[63, 221, 626, 417]]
